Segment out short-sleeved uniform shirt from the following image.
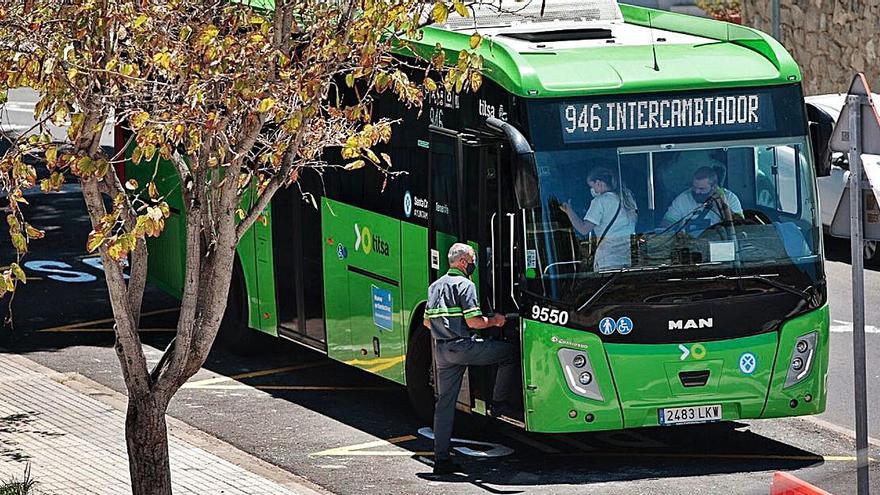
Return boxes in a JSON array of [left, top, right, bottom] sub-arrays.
[[584, 192, 636, 272], [425, 268, 482, 341], [664, 188, 743, 234]]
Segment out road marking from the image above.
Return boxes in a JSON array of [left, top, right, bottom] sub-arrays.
[[36, 308, 179, 332], [831, 320, 880, 333], [182, 362, 329, 388], [417, 427, 514, 457], [311, 435, 431, 457]]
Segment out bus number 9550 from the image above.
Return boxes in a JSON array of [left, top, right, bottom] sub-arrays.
[[531, 305, 570, 325]]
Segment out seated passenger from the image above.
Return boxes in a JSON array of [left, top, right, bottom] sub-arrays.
[[662, 166, 743, 234], [560, 167, 637, 272]]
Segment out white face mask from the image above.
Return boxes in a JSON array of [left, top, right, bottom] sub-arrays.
[[590, 187, 600, 198]]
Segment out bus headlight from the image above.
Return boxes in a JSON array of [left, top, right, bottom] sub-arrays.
[[557, 348, 603, 401], [784, 332, 818, 388], [578, 372, 593, 385]]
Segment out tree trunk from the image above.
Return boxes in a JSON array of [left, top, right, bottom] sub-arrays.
[[125, 398, 172, 495]]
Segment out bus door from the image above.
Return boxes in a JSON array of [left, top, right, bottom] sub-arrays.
[[428, 126, 508, 414]]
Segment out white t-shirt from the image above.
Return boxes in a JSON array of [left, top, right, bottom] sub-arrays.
[[584, 192, 636, 271], [664, 188, 743, 234]]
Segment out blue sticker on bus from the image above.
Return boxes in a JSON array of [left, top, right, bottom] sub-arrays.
[[599, 317, 617, 335], [739, 352, 757, 375], [616, 317, 633, 335], [372, 285, 393, 331], [403, 191, 413, 218]]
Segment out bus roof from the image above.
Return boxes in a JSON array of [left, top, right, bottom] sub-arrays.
[[402, 3, 801, 98]]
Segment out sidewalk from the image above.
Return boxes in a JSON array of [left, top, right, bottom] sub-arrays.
[[0, 352, 328, 495]]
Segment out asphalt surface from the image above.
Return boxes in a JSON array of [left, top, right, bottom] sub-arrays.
[[1, 186, 879, 495]]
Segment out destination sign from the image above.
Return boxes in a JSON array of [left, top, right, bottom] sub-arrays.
[[558, 92, 775, 143]]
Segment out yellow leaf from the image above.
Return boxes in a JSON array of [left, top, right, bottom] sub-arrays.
[[469, 33, 482, 49], [131, 146, 143, 164], [454, 0, 469, 18], [148, 182, 158, 199], [133, 14, 148, 28], [130, 111, 149, 130], [87, 231, 105, 253], [24, 223, 45, 239], [470, 71, 482, 92], [344, 160, 366, 171], [258, 98, 276, 113], [125, 179, 139, 190], [424, 77, 437, 92], [380, 152, 392, 167], [431, 2, 448, 24], [10, 263, 26, 284]]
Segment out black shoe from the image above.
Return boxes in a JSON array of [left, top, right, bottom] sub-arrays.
[[433, 458, 463, 475]]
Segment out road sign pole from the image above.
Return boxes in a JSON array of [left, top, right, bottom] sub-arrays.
[[847, 93, 870, 495]]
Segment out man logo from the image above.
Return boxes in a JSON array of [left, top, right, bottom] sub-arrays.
[[668, 318, 713, 330]]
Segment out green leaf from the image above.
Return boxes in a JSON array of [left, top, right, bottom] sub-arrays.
[[10, 263, 26, 284], [11, 233, 27, 254]]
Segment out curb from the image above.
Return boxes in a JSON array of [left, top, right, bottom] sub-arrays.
[[4, 352, 332, 495]]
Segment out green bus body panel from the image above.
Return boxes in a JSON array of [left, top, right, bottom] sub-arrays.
[[522, 321, 624, 432], [397, 5, 800, 99], [522, 306, 829, 433], [322, 198, 422, 384], [124, 157, 276, 336], [761, 304, 830, 418], [606, 333, 778, 428]]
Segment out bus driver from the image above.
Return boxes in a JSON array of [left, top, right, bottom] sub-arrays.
[[560, 167, 638, 271], [662, 166, 743, 234]]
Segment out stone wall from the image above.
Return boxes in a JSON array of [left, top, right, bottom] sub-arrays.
[[742, 0, 880, 95]]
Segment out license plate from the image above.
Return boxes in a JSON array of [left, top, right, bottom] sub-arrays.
[[658, 404, 722, 425]]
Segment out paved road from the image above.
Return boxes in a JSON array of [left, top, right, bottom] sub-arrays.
[[821, 236, 880, 440], [1, 186, 878, 494]]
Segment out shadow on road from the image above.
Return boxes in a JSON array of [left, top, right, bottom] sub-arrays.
[[0, 188, 829, 491]]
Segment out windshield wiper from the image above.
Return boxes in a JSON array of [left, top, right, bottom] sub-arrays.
[[691, 274, 812, 302], [576, 270, 624, 313]]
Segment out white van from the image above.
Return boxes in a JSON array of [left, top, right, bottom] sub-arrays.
[[805, 93, 880, 264]]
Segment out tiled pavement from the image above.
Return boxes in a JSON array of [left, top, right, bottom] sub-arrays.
[[0, 353, 326, 495]]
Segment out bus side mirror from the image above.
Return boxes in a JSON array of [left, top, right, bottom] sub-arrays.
[[514, 153, 540, 209], [806, 103, 834, 177], [485, 117, 541, 209]]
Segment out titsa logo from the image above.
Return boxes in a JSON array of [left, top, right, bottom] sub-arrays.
[[354, 223, 389, 256]]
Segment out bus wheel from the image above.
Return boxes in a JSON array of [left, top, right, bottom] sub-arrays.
[[217, 281, 270, 356], [405, 325, 435, 424]]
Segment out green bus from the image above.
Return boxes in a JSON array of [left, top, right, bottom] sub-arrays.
[[133, 1, 834, 433]]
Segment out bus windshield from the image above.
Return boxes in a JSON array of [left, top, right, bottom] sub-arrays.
[[522, 138, 821, 301]]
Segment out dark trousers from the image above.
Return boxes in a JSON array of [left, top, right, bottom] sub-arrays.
[[432, 336, 516, 460]]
